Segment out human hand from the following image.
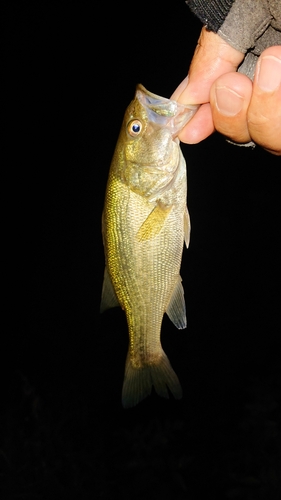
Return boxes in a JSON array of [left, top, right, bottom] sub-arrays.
[[172, 28, 281, 155]]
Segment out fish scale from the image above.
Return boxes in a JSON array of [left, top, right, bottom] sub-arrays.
[[101, 85, 197, 407]]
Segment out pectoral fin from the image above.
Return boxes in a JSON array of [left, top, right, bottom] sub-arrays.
[[100, 267, 120, 313], [166, 276, 186, 329], [184, 206, 191, 248], [137, 202, 172, 242]]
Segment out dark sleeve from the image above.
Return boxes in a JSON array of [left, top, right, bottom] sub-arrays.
[[186, 0, 235, 32], [186, 0, 281, 79]]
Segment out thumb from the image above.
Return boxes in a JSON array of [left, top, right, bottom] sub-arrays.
[[172, 28, 244, 105]]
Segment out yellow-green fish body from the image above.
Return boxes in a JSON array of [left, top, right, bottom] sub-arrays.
[[101, 85, 197, 408]]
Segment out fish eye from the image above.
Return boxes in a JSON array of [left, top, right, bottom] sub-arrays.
[[127, 119, 142, 137]]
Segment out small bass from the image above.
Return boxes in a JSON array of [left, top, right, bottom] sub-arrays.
[[101, 85, 197, 408]]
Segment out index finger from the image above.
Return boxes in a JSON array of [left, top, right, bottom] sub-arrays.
[[172, 28, 244, 143], [172, 28, 244, 105]]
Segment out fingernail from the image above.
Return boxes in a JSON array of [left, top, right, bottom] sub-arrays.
[[215, 86, 243, 116], [257, 55, 281, 92]]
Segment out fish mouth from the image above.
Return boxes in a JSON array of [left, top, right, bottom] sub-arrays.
[[135, 84, 198, 138]]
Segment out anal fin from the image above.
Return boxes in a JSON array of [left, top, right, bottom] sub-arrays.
[[166, 276, 186, 329]]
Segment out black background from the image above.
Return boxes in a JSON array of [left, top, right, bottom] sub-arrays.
[[2, 1, 281, 499]]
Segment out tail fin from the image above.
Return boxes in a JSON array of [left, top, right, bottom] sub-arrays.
[[122, 350, 182, 408]]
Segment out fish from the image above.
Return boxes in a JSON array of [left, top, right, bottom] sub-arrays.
[[100, 84, 197, 408]]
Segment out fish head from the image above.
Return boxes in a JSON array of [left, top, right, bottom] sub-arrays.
[[117, 84, 198, 199]]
